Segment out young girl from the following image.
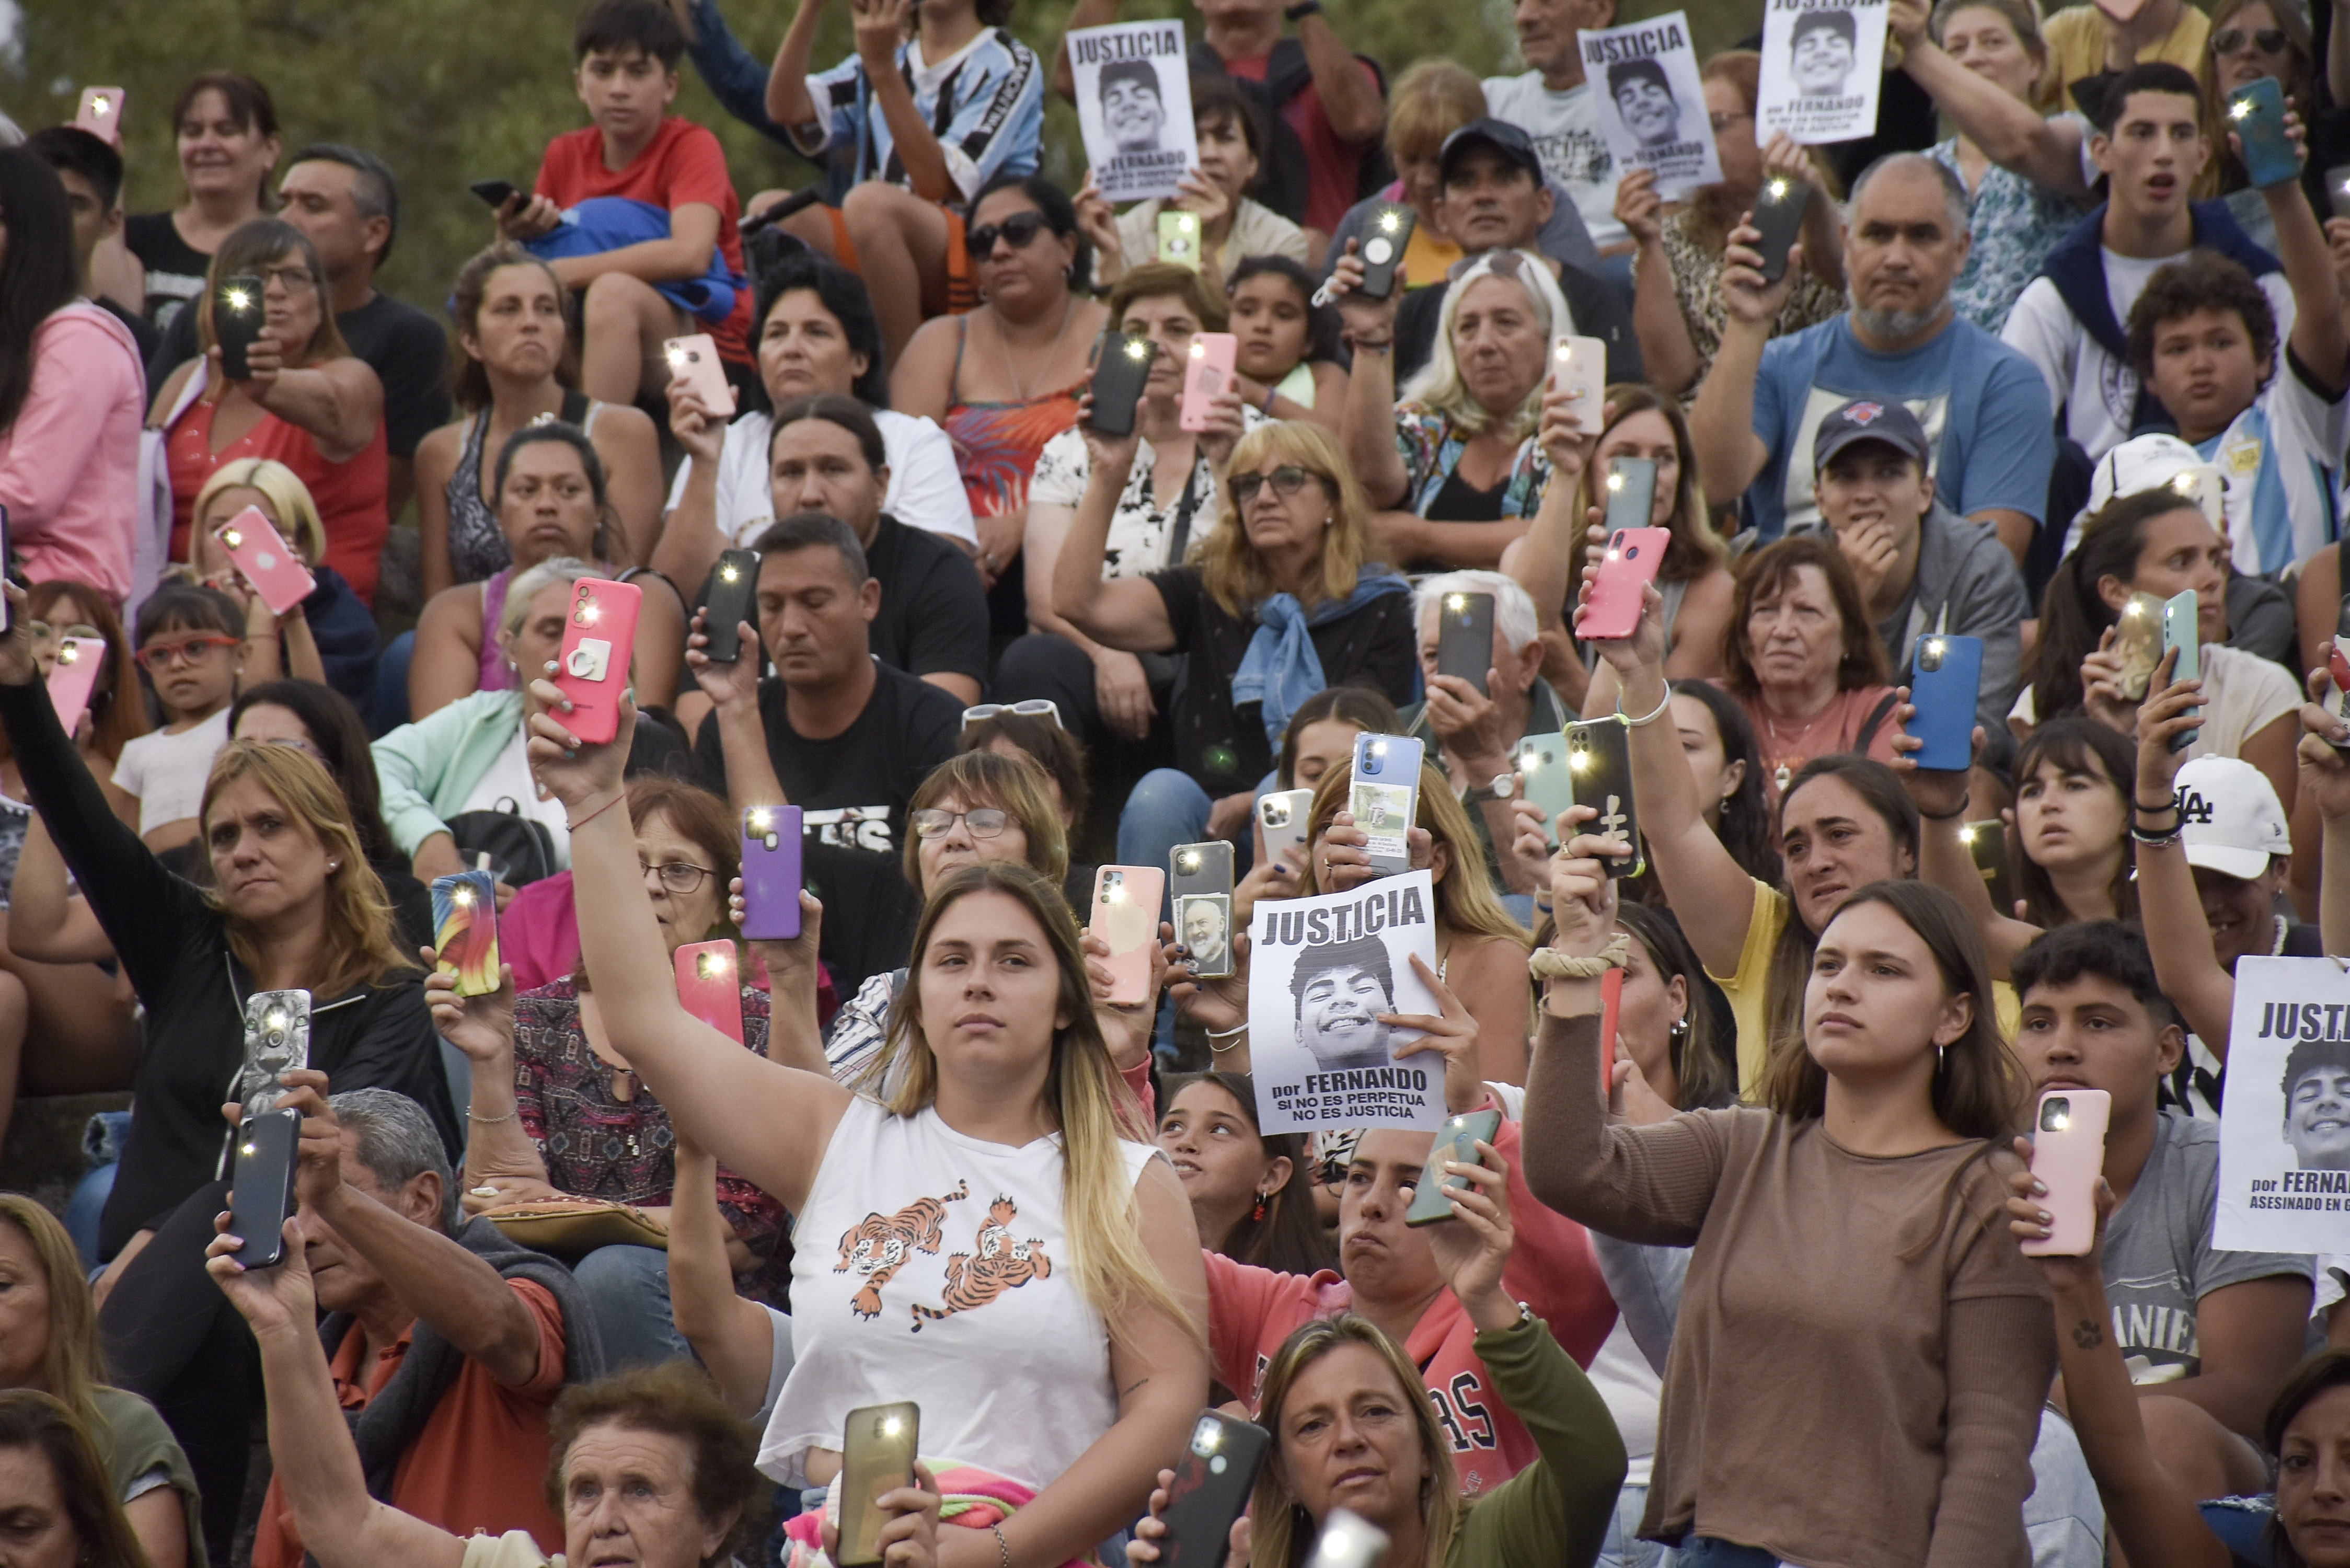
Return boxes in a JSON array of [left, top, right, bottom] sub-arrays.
[[109, 583, 243, 851], [1154, 1071, 1335, 1277], [185, 458, 375, 704], [1226, 257, 1346, 432]]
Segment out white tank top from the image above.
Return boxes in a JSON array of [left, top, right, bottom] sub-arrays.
[[761, 1097, 1161, 1490]]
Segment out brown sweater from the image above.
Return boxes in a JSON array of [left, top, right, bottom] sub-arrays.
[[1520, 1010, 2055, 1567]]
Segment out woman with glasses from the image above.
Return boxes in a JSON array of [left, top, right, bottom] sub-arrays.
[[108, 584, 246, 853], [2200, 0, 2337, 246], [428, 774, 787, 1369], [152, 220, 390, 604]]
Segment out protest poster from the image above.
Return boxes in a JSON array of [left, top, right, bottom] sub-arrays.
[[1067, 21, 1196, 203], [1247, 871, 1445, 1134], [1757, 0, 1888, 146], [1580, 11, 1722, 199], [2215, 956, 2350, 1252]]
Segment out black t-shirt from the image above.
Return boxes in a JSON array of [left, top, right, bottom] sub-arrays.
[[692, 663, 962, 993], [1393, 261, 1645, 394], [95, 295, 160, 369], [123, 211, 210, 330], [865, 514, 989, 686], [1146, 566, 1419, 791]]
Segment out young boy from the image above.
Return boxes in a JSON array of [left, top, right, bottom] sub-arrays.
[[502, 0, 754, 406], [24, 126, 159, 364], [763, 0, 1044, 359]]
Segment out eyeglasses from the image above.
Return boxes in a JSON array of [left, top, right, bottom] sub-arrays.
[[137, 635, 240, 672], [28, 621, 102, 645], [961, 699, 1063, 731], [256, 264, 319, 293], [2213, 26, 2290, 53], [638, 858, 716, 893], [964, 211, 1052, 258], [1228, 465, 1318, 506], [912, 808, 1011, 839], [1444, 248, 1533, 285]]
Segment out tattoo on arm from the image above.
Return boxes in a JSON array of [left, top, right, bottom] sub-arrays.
[[2072, 1318, 2104, 1349]]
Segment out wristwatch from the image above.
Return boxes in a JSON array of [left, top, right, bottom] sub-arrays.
[[1463, 773, 1517, 805], [1284, 0, 1323, 19]]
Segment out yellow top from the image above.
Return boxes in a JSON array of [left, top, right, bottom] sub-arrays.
[[2041, 4, 2211, 115], [1402, 222, 1465, 291]]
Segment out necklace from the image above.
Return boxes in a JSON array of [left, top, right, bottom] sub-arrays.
[[1758, 698, 1841, 793], [998, 296, 1078, 401]]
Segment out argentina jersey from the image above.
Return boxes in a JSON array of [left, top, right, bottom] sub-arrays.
[[2193, 352, 2349, 576]]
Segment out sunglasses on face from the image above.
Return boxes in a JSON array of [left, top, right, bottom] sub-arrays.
[[912, 807, 1011, 839], [2213, 26, 2290, 53], [1228, 465, 1318, 506], [964, 211, 1052, 258], [137, 635, 240, 672]]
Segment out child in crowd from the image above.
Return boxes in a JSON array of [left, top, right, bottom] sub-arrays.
[[109, 583, 244, 852]]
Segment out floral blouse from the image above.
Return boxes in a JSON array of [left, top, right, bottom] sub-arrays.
[[1028, 409, 1268, 577], [1394, 404, 1551, 519], [1661, 205, 1846, 391], [511, 976, 788, 1297], [1929, 134, 2088, 333]]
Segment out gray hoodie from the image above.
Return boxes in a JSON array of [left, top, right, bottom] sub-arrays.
[[1870, 502, 2031, 765]]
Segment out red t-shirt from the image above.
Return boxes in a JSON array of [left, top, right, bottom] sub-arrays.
[[165, 392, 390, 605], [535, 117, 753, 363], [1218, 53, 1379, 235]]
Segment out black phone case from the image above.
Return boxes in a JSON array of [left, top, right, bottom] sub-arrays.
[[1358, 206, 1416, 299], [1434, 592, 1495, 695], [1566, 718, 1642, 878], [1752, 182, 1812, 285], [700, 549, 760, 664], [215, 275, 266, 381], [228, 1109, 302, 1269], [1157, 1413, 1271, 1567], [1088, 337, 1157, 437], [470, 178, 521, 207]]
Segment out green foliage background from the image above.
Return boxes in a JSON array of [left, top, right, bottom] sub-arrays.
[[4, 0, 1759, 321]]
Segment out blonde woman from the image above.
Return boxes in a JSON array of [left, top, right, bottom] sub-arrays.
[[184, 457, 372, 697], [1052, 419, 1418, 884], [528, 686, 1209, 1564]]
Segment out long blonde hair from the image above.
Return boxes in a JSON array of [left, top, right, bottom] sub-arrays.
[[200, 740, 414, 998], [1300, 763, 1530, 948], [0, 1199, 105, 1434], [872, 862, 1197, 1341], [1197, 421, 1372, 618]]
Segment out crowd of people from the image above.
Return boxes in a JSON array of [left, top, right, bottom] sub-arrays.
[[14, 0, 2350, 1560]]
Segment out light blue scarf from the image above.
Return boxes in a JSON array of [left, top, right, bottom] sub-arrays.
[[1229, 569, 1413, 745]]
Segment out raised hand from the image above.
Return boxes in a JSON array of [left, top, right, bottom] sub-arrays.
[[422, 955, 518, 1064], [2132, 648, 2203, 808], [524, 680, 634, 813], [1383, 953, 1490, 1115], [1550, 808, 1622, 956], [685, 607, 764, 710], [1719, 214, 1797, 327], [205, 1210, 315, 1332], [1421, 1136, 1517, 1327], [2002, 1135, 2116, 1292]]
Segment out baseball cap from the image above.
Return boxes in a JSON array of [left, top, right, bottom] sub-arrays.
[[1812, 398, 1931, 472], [1439, 119, 1543, 186], [2173, 755, 2290, 880], [2060, 432, 2228, 559]]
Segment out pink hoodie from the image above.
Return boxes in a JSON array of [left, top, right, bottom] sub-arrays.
[[0, 303, 144, 602]]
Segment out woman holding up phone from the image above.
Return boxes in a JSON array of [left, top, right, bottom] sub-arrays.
[[524, 687, 1209, 1564]]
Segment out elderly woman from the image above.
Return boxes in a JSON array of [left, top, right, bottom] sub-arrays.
[[1052, 419, 1417, 882], [1721, 535, 1903, 802]]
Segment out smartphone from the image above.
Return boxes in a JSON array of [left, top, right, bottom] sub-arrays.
[[214, 274, 267, 382], [430, 869, 501, 998], [1404, 1108, 1502, 1226], [2019, 1088, 2112, 1257], [74, 87, 125, 144], [1155, 1411, 1271, 1567], [236, 989, 312, 1122], [1549, 335, 1608, 436], [2326, 637, 2350, 750], [2328, 164, 2350, 221], [663, 332, 737, 417], [1090, 866, 1166, 1006], [674, 940, 745, 1045], [2160, 588, 2201, 752], [1158, 209, 1202, 271], [836, 1402, 919, 1567], [1258, 789, 1314, 872], [740, 805, 804, 941], [469, 178, 522, 209], [1304, 1508, 1390, 1568], [1356, 204, 1416, 299], [1180, 333, 1238, 433], [213, 506, 317, 616], [1171, 842, 1236, 981], [1908, 633, 1983, 773], [1087, 335, 1157, 438], [1515, 731, 1576, 850], [2112, 590, 2165, 702], [1960, 818, 2008, 887], [226, 1108, 302, 1270], [554, 577, 642, 746], [1434, 590, 1495, 696], [1566, 718, 1642, 879], [1574, 519, 1671, 642], [700, 548, 760, 665], [2229, 77, 2301, 189], [44, 638, 104, 738], [1349, 733, 1425, 878], [1751, 176, 1812, 285]]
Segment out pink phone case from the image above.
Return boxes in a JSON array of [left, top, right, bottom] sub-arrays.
[[2020, 1088, 2111, 1256], [555, 578, 642, 746], [674, 940, 746, 1044], [1180, 333, 1238, 433], [1549, 335, 1607, 435], [75, 88, 124, 144], [45, 639, 104, 737], [214, 506, 317, 616], [1574, 527, 1674, 641], [664, 333, 736, 417], [1089, 866, 1165, 1007]]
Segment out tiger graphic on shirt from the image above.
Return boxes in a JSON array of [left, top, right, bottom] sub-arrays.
[[834, 1181, 969, 1319], [908, 1194, 1051, 1331]]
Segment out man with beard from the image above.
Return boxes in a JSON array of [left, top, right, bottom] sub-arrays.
[[1606, 58, 1684, 149], [1291, 936, 1399, 1071], [1099, 57, 1169, 155], [1687, 150, 2054, 559]]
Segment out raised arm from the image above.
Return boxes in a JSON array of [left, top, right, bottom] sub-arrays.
[[668, 1136, 784, 1416], [426, 966, 559, 1210], [1686, 215, 1790, 522], [2258, 121, 2350, 392], [1050, 422, 1179, 652], [2302, 705, 2350, 956], [244, 347, 384, 463], [2133, 660, 2239, 1053], [1888, 0, 2091, 194], [1616, 171, 1701, 395], [1327, 245, 1412, 511], [1897, 722, 2045, 977], [1506, 389, 1601, 669], [1051, 0, 1120, 102], [766, 0, 831, 141], [1291, 11, 1385, 146], [851, 0, 955, 202], [686, 610, 793, 821]]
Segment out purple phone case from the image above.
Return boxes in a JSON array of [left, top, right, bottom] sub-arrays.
[[740, 806, 803, 940]]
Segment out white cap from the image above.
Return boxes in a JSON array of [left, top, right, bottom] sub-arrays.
[[2060, 434, 2228, 559], [2174, 755, 2290, 880]]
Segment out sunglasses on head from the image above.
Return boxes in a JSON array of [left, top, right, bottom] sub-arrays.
[[2213, 26, 2290, 53], [962, 699, 1063, 730], [1229, 465, 1319, 505], [964, 211, 1052, 258], [1445, 248, 1534, 285]]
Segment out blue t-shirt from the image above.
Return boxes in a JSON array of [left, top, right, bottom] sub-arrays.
[[1746, 313, 2057, 540]]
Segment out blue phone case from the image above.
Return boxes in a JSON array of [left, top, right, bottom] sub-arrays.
[[1909, 635, 1983, 771], [2162, 590, 2202, 752], [2231, 78, 2302, 189]]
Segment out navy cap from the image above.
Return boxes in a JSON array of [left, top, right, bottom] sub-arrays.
[[1812, 397, 1931, 471], [1439, 118, 1543, 185]]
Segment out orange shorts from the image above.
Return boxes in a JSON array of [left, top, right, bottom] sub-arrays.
[[822, 201, 980, 316]]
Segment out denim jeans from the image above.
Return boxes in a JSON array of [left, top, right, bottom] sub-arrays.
[[1676, 1538, 1780, 1567], [573, 1243, 695, 1369], [683, 0, 794, 146], [1595, 1484, 1676, 1568]]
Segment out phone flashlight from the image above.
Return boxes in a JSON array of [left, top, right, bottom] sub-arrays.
[[2231, 98, 2253, 120], [221, 527, 244, 548], [225, 288, 251, 310], [1606, 471, 1625, 493], [698, 951, 728, 979], [1446, 593, 1466, 609], [1179, 850, 1200, 870], [719, 562, 740, 582], [265, 1011, 285, 1031], [1125, 338, 1149, 361], [240, 1141, 256, 1158], [1190, 341, 1205, 360], [453, 885, 474, 907], [748, 808, 772, 829], [56, 645, 76, 665], [1370, 740, 1388, 756]]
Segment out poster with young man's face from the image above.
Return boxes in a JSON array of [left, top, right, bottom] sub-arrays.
[[1581, 12, 1723, 199], [1247, 871, 1444, 1133], [1758, 0, 1888, 145], [1069, 21, 1196, 202], [2215, 957, 2350, 1251]]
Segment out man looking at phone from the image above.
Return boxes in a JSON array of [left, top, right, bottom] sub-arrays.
[[2007, 923, 2309, 1500]]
